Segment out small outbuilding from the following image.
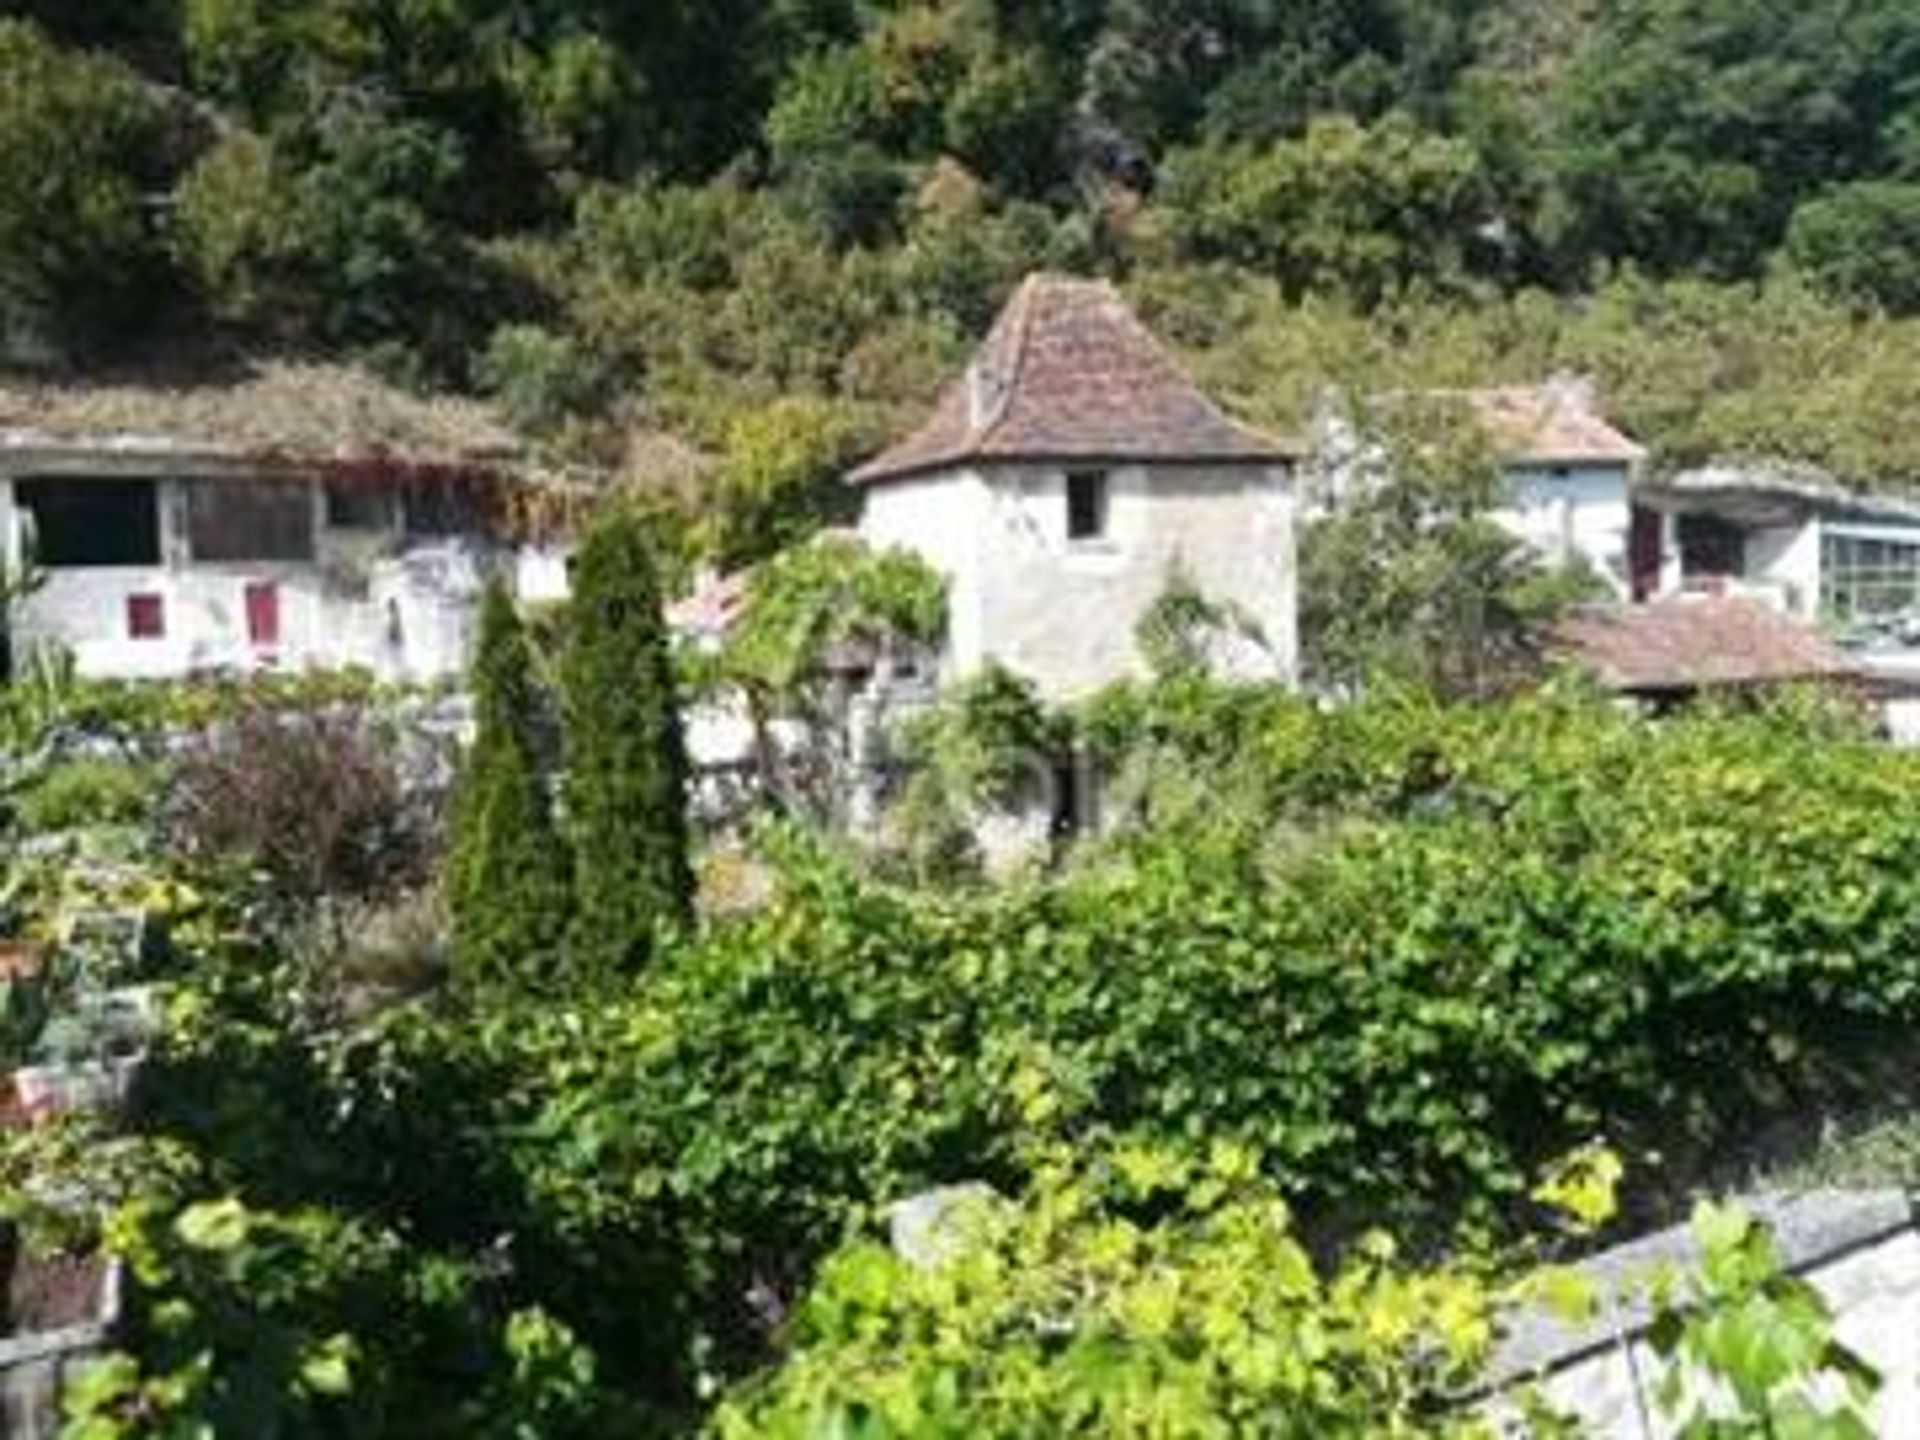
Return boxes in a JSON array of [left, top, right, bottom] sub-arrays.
[[0, 364, 576, 682], [1553, 595, 1858, 703], [851, 273, 1300, 701]]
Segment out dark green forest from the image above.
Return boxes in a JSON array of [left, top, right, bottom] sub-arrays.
[[7, 0, 1920, 540]]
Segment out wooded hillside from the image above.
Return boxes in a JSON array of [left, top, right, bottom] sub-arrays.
[[6, 0, 1920, 554]]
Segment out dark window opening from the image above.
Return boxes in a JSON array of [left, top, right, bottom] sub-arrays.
[[1678, 513, 1745, 581], [126, 593, 165, 639], [186, 479, 314, 563], [324, 483, 395, 531], [403, 482, 482, 538], [18, 478, 160, 568], [1628, 504, 1664, 602], [1066, 470, 1109, 542]]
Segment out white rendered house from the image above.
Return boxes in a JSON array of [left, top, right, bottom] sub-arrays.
[[0, 365, 568, 683], [1463, 381, 1673, 601], [850, 274, 1299, 702]]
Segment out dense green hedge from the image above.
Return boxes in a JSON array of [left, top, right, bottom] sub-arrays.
[[449, 689, 1920, 1382], [114, 685, 1920, 1412]]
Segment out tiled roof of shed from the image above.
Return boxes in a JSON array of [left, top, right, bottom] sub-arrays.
[[1555, 597, 1854, 693], [849, 274, 1295, 485], [1464, 385, 1645, 466]]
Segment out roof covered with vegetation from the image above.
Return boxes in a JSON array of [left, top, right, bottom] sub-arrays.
[[0, 362, 521, 465]]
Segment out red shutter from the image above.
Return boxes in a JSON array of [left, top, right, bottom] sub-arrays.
[[126, 593, 165, 640], [245, 582, 280, 648]]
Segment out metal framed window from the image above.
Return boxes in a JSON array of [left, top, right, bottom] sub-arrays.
[[1821, 532, 1920, 620], [185, 479, 315, 563]]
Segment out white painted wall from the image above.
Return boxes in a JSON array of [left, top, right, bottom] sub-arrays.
[[515, 544, 573, 606], [0, 472, 523, 683], [858, 468, 991, 684], [1740, 520, 1822, 617], [1497, 1225, 1920, 1438], [861, 461, 1296, 701], [1494, 463, 1637, 596]]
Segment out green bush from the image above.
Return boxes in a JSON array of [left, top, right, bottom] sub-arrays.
[[561, 509, 694, 977], [713, 1145, 1503, 1439], [1161, 115, 1491, 304], [494, 688, 1920, 1383], [14, 757, 159, 835], [0, 20, 170, 361], [474, 323, 608, 433], [717, 1153, 1878, 1439], [70, 1193, 609, 1439], [1786, 180, 1920, 315], [447, 582, 571, 992], [173, 88, 491, 374]]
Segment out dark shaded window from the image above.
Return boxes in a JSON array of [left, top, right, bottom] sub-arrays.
[[402, 482, 481, 538], [1677, 513, 1744, 579], [186, 479, 314, 563], [1066, 469, 1108, 542], [17, 478, 160, 568], [324, 483, 395, 531]]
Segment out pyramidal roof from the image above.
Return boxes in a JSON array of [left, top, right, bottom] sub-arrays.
[[850, 274, 1295, 485]]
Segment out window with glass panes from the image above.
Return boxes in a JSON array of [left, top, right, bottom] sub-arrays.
[[1821, 531, 1920, 619]]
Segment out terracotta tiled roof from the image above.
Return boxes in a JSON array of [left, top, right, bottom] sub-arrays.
[[1464, 384, 1645, 467], [850, 274, 1295, 485], [1555, 597, 1854, 693]]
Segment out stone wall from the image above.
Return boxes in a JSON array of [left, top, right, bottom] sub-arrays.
[[1486, 1190, 1920, 1437]]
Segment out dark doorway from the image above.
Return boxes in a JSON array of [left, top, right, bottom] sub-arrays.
[[1677, 513, 1746, 585], [1628, 505, 1664, 600]]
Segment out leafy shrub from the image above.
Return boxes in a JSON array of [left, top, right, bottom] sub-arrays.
[[561, 509, 694, 976], [713, 1144, 1502, 1438], [447, 582, 570, 992], [1786, 180, 1920, 315], [13, 757, 158, 835], [0, 20, 170, 361], [488, 688, 1920, 1385], [173, 87, 491, 374], [1299, 394, 1595, 697], [168, 703, 437, 924], [717, 1152, 1879, 1439], [474, 323, 608, 433], [71, 1193, 609, 1439], [697, 396, 859, 569], [1161, 116, 1491, 304]]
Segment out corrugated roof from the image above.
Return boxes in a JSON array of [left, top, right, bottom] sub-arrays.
[[1464, 384, 1645, 467], [1555, 597, 1854, 693], [849, 274, 1296, 485], [0, 362, 522, 467]]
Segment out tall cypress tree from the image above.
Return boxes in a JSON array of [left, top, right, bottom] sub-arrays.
[[561, 509, 694, 976], [447, 579, 570, 989]]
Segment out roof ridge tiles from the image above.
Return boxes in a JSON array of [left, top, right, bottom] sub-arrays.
[[850, 272, 1295, 486]]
